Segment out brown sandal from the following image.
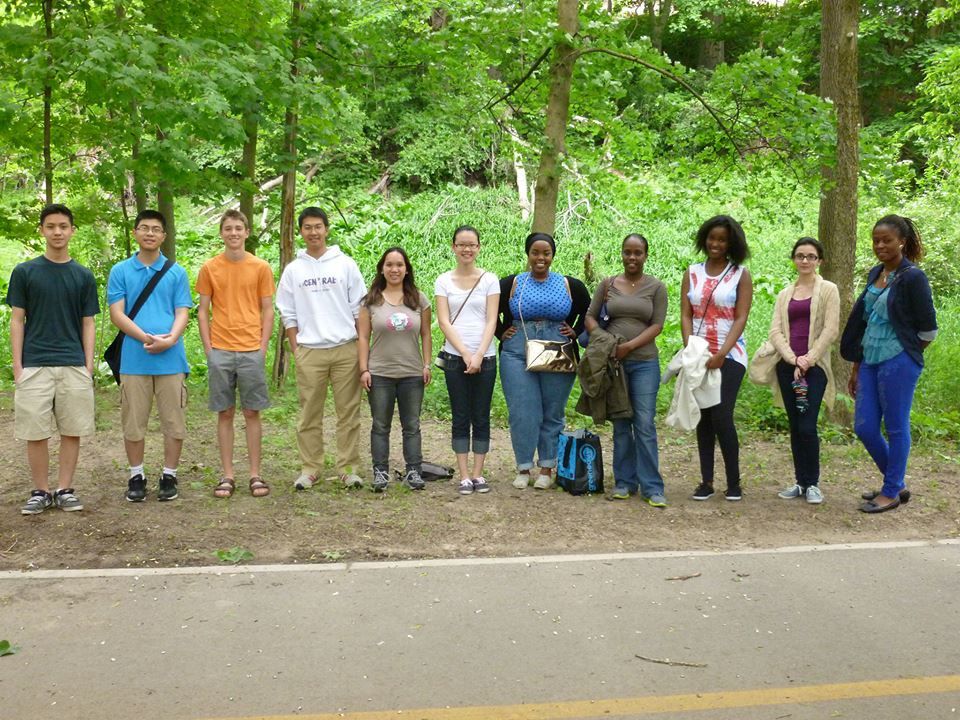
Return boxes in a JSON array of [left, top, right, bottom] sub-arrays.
[[213, 478, 235, 499], [249, 477, 270, 497]]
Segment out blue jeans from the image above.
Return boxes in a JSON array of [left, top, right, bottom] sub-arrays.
[[776, 361, 827, 488], [854, 351, 922, 499], [500, 322, 576, 471], [612, 359, 664, 497], [441, 353, 497, 454], [368, 375, 424, 472]]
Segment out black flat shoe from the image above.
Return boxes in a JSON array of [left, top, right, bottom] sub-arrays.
[[859, 497, 902, 513], [861, 489, 911, 504]]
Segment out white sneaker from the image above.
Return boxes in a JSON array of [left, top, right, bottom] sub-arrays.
[[512, 472, 530, 489], [533, 471, 554, 490], [341, 473, 364, 489], [806, 485, 824, 504], [294, 473, 315, 491]]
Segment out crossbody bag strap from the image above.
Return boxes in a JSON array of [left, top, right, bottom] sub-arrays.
[[450, 271, 485, 326], [127, 259, 175, 322], [693, 262, 733, 338]]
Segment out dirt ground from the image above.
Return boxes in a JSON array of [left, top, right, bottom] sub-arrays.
[[1, 385, 958, 572]]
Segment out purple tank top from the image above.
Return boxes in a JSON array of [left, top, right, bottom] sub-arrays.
[[788, 297, 812, 356]]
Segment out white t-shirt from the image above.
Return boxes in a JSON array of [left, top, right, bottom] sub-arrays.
[[434, 271, 500, 357]]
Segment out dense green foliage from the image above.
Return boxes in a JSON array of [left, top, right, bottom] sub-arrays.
[[1, 0, 959, 439]]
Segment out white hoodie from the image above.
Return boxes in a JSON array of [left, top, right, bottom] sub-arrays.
[[276, 247, 365, 348], [661, 335, 722, 431]]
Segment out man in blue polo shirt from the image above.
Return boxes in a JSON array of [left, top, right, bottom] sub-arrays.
[[107, 209, 193, 502]]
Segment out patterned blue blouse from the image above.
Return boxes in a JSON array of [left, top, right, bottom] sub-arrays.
[[509, 272, 572, 323], [862, 281, 904, 365]]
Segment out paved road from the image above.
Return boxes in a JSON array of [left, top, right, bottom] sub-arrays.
[[1, 540, 959, 720]]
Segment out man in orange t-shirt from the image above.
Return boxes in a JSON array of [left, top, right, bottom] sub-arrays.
[[196, 210, 276, 498]]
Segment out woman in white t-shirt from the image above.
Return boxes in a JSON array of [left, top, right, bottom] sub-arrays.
[[358, 247, 432, 493], [434, 226, 501, 495]]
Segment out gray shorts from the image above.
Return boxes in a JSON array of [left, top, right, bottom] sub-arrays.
[[207, 348, 270, 412]]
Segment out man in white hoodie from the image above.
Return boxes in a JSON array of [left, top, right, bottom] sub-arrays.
[[276, 207, 366, 490]]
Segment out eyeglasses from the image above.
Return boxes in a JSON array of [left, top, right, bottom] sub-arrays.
[[454, 243, 479, 250], [793, 254, 819, 262], [136, 225, 165, 235]]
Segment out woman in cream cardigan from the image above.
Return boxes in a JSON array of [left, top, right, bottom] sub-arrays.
[[754, 237, 839, 503]]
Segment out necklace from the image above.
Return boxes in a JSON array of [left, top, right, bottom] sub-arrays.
[[623, 273, 642, 288]]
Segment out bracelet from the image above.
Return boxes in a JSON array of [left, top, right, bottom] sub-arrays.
[[360, 369, 370, 375]]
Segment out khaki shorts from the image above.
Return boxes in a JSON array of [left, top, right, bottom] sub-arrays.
[[120, 373, 188, 441], [14, 366, 95, 441]]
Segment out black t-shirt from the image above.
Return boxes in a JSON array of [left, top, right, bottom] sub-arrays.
[[5, 256, 100, 367]]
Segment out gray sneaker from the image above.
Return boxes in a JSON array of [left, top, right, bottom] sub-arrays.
[[472, 477, 490, 494], [372, 468, 389, 493], [404, 469, 425, 491], [778, 484, 803, 499], [458, 478, 475, 495], [806, 485, 824, 504], [22, 490, 53, 515], [53, 488, 83, 512]]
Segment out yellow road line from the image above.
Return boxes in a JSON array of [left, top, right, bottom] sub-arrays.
[[200, 674, 960, 720]]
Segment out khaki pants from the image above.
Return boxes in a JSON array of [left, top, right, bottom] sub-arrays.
[[294, 342, 361, 476]]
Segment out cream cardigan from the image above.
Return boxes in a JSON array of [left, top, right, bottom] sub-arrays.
[[755, 274, 840, 410]]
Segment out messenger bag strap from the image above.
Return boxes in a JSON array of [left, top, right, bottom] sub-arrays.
[[127, 259, 175, 322]]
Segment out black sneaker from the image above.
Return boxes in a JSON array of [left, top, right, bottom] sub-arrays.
[[157, 473, 179, 501], [725, 483, 743, 501], [126, 474, 147, 502], [692, 483, 714, 501], [22, 490, 53, 515]]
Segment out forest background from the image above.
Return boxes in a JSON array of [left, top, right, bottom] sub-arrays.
[[1, 0, 959, 444]]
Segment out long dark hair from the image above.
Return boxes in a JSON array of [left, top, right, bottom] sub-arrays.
[[364, 246, 422, 311], [875, 214, 924, 263]]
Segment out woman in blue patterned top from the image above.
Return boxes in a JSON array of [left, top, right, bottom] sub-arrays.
[[840, 215, 938, 513], [497, 233, 590, 490]]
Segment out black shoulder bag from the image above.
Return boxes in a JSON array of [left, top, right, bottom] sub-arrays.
[[103, 259, 175, 385]]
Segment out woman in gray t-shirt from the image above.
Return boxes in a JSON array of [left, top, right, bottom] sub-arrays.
[[584, 233, 668, 506], [357, 247, 432, 493]]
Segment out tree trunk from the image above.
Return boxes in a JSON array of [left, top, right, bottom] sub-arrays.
[[531, 0, 579, 235], [157, 147, 177, 260], [818, 0, 860, 420], [273, 0, 302, 385], [698, 13, 725, 70], [240, 101, 259, 253], [42, 0, 54, 204]]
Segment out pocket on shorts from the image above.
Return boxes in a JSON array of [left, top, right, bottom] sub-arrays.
[[180, 380, 188, 409], [15, 366, 41, 386]]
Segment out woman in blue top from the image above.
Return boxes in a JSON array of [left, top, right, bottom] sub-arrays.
[[840, 215, 938, 513], [498, 233, 590, 490]]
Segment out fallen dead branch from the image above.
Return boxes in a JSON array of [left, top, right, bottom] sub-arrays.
[[665, 572, 701, 581], [635, 654, 707, 668]]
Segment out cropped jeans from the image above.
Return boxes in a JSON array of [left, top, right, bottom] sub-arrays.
[[368, 375, 424, 472], [612, 358, 665, 498], [499, 321, 576, 471], [854, 351, 922, 499], [441, 352, 497, 454]]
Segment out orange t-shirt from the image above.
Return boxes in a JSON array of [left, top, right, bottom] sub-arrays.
[[195, 252, 276, 351]]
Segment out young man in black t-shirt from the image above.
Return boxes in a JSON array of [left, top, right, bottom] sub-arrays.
[[6, 204, 100, 514]]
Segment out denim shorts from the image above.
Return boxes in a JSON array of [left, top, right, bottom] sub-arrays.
[[207, 348, 270, 412]]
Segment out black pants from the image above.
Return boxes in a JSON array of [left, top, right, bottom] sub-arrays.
[[441, 353, 497, 454], [697, 358, 745, 487], [776, 360, 827, 488]]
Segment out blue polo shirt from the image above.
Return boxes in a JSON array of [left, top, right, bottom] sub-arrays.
[[106, 253, 193, 375]]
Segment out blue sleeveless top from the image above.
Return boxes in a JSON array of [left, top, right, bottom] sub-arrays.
[[509, 272, 571, 322]]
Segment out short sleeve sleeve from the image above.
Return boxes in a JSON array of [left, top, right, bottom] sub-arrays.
[[106, 265, 125, 306], [174, 267, 194, 309], [434, 273, 449, 298], [258, 261, 276, 298], [482, 272, 500, 297], [5, 265, 25, 308], [195, 262, 212, 296], [652, 280, 668, 326], [82, 269, 100, 316], [418, 291, 430, 312]]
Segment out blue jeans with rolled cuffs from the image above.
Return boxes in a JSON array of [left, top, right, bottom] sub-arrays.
[[499, 321, 576, 471], [854, 351, 922, 499], [612, 358, 665, 498], [441, 353, 497, 454]]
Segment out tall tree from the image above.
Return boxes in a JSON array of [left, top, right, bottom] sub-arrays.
[[531, 0, 580, 235], [818, 0, 860, 409]]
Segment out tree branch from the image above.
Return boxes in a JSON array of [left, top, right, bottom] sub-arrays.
[[573, 46, 744, 158], [481, 45, 553, 113]]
